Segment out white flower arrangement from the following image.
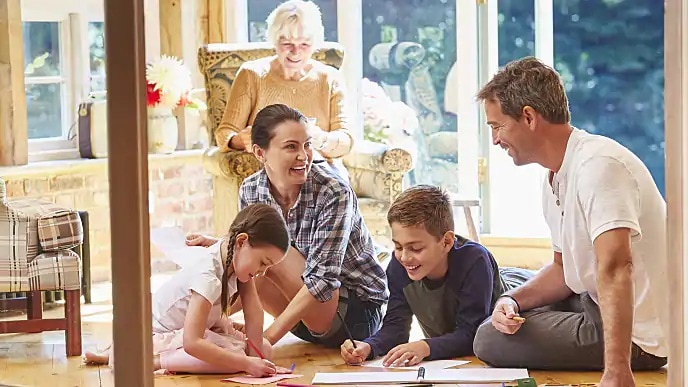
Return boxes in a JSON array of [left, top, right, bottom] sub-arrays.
[[146, 55, 204, 110]]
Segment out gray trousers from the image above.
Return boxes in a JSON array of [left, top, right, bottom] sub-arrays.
[[473, 293, 667, 371]]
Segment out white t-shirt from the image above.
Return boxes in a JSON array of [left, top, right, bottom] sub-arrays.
[[151, 241, 238, 334], [542, 128, 669, 357]]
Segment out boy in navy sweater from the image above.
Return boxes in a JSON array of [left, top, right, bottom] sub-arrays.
[[340, 185, 532, 366]]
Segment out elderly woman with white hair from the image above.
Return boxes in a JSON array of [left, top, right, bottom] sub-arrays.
[[216, 0, 353, 178]]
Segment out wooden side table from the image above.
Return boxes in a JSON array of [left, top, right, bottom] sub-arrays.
[[450, 196, 481, 242]]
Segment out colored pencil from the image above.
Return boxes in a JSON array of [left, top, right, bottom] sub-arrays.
[[245, 337, 266, 359], [336, 310, 357, 348]]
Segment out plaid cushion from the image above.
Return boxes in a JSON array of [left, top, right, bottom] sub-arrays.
[[38, 210, 83, 251], [0, 197, 82, 292], [28, 250, 81, 291]]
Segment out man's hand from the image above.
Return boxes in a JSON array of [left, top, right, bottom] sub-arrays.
[[382, 340, 431, 367], [599, 364, 635, 387], [490, 296, 525, 335], [185, 233, 219, 247], [229, 126, 252, 151], [340, 340, 371, 365]]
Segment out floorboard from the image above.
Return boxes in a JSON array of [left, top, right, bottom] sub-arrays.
[[0, 277, 667, 387]]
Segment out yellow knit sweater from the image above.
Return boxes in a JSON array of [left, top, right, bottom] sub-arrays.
[[215, 56, 353, 158]]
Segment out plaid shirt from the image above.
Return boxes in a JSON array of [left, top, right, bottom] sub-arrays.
[[239, 164, 389, 305]]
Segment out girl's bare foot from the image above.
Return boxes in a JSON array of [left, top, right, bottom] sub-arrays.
[[83, 344, 111, 365], [83, 351, 109, 365]]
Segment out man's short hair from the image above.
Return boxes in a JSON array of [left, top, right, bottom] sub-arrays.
[[476, 56, 571, 124], [387, 185, 454, 240]]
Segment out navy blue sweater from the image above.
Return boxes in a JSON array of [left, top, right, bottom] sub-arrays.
[[363, 237, 507, 360]]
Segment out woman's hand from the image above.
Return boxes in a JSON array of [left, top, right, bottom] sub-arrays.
[[382, 341, 430, 367], [307, 124, 328, 150], [185, 233, 219, 247], [230, 126, 252, 151], [244, 357, 276, 377]]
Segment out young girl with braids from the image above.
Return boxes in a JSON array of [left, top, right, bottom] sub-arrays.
[[84, 203, 292, 376]]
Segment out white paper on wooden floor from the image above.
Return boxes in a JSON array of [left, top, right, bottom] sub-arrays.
[[358, 358, 469, 370], [150, 226, 211, 267], [311, 368, 529, 384]]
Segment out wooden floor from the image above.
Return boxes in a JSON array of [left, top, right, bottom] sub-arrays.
[[0, 275, 667, 387]]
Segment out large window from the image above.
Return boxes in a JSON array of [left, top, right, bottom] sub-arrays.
[[553, 0, 665, 195], [23, 22, 66, 140], [22, 0, 107, 160], [361, 0, 459, 193], [498, 0, 664, 195]]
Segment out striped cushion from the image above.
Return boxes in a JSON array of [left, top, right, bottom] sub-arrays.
[[38, 210, 83, 251], [28, 250, 81, 291]]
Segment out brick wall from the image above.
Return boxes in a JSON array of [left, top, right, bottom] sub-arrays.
[[0, 150, 213, 283]]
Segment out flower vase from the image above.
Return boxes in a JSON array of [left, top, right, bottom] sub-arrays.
[[147, 106, 178, 154]]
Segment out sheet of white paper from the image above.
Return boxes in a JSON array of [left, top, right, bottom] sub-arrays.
[[358, 358, 469, 370], [312, 371, 416, 385], [150, 227, 211, 267], [311, 368, 529, 384]]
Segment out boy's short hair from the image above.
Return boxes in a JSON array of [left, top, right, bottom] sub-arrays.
[[387, 185, 454, 239]]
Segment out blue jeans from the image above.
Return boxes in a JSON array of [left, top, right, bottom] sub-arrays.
[[290, 290, 382, 348]]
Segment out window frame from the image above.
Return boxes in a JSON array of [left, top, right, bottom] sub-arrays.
[[476, 0, 553, 238], [22, 0, 105, 162]]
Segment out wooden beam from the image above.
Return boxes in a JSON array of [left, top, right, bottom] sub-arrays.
[[196, 0, 209, 46], [0, 0, 27, 166], [207, 0, 226, 43], [159, 0, 183, 58], [665, 0, 687, 385], [104, 0, 153, 385]]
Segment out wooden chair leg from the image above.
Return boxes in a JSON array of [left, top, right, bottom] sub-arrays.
[[64, 289, 82, 356], [26, 291, 43, 333], [27, 291, 42, 319], [463, 205, 480, 243]]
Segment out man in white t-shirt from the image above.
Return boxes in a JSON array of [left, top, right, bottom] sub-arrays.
[[471, 57, 668, 386]]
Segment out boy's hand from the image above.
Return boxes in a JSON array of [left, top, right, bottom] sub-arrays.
[[185, 233, 219, 247], [383, 340, 430, 367], [340, 340, 371, 365]]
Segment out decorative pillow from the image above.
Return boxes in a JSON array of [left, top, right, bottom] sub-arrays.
[[37, 210, 83, 251]]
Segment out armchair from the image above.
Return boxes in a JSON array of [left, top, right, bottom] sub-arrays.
[[197, 42, 414, 248], [0, 178, 83, 356]]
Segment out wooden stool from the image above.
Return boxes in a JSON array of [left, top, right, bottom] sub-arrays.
[[450, 196, 481, 242]]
